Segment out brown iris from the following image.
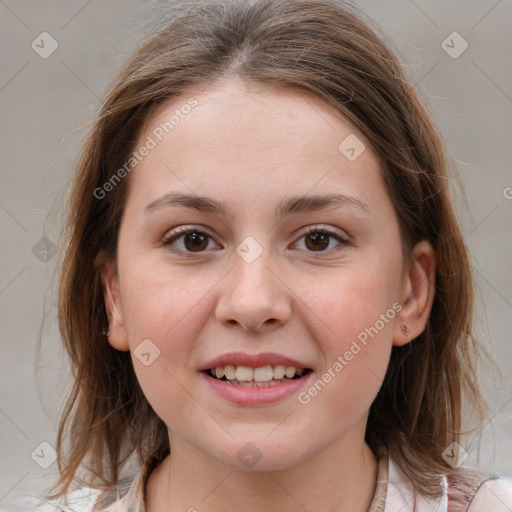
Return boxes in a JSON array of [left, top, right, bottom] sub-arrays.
[[305, 232, 330, 251], [183, 232, 209, 252]]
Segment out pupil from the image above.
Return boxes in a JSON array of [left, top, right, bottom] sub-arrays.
[[184, 232, 329, 252], [185, 232, 208, 251], [306, 233, 329, 251]]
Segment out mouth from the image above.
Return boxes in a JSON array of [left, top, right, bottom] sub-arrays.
[[203, 364, 313, 387]]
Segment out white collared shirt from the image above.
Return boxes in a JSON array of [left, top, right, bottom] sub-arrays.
[[7, 450, 511, 512]]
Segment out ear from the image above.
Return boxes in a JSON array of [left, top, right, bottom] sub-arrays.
[[393, 240, 436, 347], [95, 251, 130, 352]]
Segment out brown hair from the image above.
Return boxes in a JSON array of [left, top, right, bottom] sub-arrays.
[[44, 0, 495, 503]]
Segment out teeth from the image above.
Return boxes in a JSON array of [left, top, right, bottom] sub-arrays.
[[224, 365, 236, 380], [253, 366, 273, 382], [273, 364, 285, 379], [236, 366, 254, 382], [209, 364, 308, 382], [285, 366, 295, 378]]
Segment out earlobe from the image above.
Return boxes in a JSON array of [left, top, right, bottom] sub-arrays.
[[96, 252, 130, 352], [393, 240, 436, 347]]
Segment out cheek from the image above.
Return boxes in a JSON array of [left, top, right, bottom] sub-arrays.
[[119, 261, 216, 347], [120, 267, 213, 425], [296, 289, 395, 435], [294, 256, 400, 411], [301, 257, 401, 347]]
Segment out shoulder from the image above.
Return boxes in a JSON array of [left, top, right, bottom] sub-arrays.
[[466, 475, 512, 512], [9, 486, 103, 512], [446, 464, 512, 512], [14, 475, 137, 512], [92, 474, 140, 510], [384, 451, 512, 512], [27, 465, 147, 512]]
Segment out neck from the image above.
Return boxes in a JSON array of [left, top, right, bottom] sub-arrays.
[[146, 433, 378, 512]]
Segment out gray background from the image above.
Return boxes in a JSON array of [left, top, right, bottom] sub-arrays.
[[1, 0, 511, 509]]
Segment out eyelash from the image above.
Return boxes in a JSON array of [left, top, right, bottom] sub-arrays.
[[161, 224, 350, 256]]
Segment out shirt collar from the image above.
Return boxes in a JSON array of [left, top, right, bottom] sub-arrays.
[[95, 447, 448, 512]]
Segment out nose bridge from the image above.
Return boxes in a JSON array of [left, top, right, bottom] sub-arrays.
[[215, 237, 291, 330], [231, 241, 277, 301]]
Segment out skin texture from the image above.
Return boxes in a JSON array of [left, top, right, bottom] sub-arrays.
[[100, 77, 436, 512]]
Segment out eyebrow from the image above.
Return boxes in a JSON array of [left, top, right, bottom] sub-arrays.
[[144, 192, 370, 218]]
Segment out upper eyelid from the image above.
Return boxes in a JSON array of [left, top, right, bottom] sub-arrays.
[[163, 224, 346, 238], [163, 224, 213, 239], [298, 224, 347, 236], [162, 224, 349, 249]]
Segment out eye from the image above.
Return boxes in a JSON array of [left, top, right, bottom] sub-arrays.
[[162, 224, 350, 255], [162, 225, 219, 254], [292, 225, 349, 253]]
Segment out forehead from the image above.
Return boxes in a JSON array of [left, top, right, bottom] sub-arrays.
[[141, 77, 370, 153], [128, 77, 383, 211]]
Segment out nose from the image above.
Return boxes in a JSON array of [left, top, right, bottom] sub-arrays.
[[215, 250, 292, 333]]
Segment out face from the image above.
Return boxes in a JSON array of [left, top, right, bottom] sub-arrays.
[[101, 77, 435, 471]]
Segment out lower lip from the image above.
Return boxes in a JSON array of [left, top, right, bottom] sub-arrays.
[[200, 371, 313, 405]]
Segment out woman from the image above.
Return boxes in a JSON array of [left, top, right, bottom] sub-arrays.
[[37, 0, 512, 510]]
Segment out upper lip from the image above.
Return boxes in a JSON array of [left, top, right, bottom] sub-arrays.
[[199, 352, 312, 371]]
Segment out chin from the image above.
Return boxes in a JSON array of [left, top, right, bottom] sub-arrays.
[[210, 437, 308, 472]]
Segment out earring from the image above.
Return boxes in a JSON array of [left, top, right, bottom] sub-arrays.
[[102, 329, 111, 336], [401, 324, 412, 339]]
